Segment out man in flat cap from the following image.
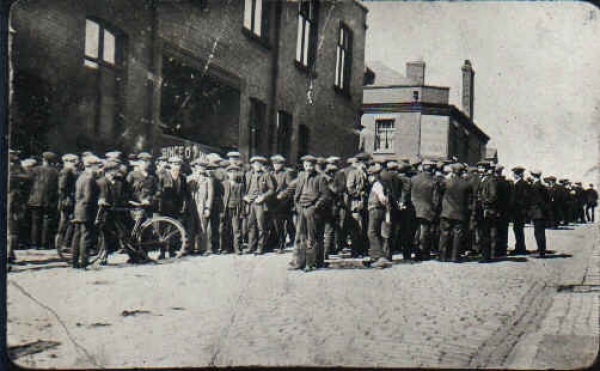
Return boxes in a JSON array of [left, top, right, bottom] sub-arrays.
[[155, 156, 187, 259], [346, 153, 370, 257], [27, 151, 60, 249], [528, 170, 549, 257], [187, 158, 215, 255], [222, 164, 246, 255], [574, 182, 587, 224], [366, 163, 393, 268], [56, 154, 80, 252], [410, 159, 440, 261], [322, 161, 343, 261], [473, 161, 499, 263], [243, 156, 276, 255], [494, 165, 511, 257], [544, 176, 560, 228], [438, 163, 471, 262], [126, 152, 158, 224], [270, 154, 296, 254], [585, 184, 597, 223], [509, 166, 529, 255], [71, 155, 102, 269], [290, 155, 331, 271]]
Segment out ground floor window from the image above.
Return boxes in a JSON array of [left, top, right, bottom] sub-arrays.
[[374, 119, 395, 152]]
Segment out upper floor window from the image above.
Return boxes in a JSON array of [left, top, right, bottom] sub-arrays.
[[276, 111, 292, 159], [244, 0, 269, 40], [295, 0, 318, 69], [84, 18, 122, 69], [374, 119, 395, 153], [335, 24, 352, 93], [249, 98, 266, 157]]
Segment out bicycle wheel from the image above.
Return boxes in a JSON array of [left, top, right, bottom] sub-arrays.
[[138, 216, 188, 261]]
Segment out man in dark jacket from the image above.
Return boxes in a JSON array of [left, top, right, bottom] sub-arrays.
[[510, 166, 529, 255], [396, 162, 414, 261], [410, 159, 439, 261], [586, 184, 598, 223], [495, 165, 511, 257], [346, 153, 370, 257], [270, 155, 295, 253], [27, 151, 60, 249], [56, 154, 80, 250], [475, 162, 499, 263], [529, 170, 549, 257], [290, 155, 331, 271], [244, 156, 276, 255], [71, 155, 102, 269], [439, 164, 472, 262]]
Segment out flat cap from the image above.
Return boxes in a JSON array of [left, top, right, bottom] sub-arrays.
[[422, 159, 435, 167], [270, 154, 286, 163], [226, 151, 241, 159], [62, 153, 79, 162], [105, 151, 123, 159], [137, 152, 153, 160], [42, 151, 57, 161], [300, 155, 317, 163], [226, 164, 241, 172], [373, 157, 387, 164], [127, 153, 137, 160], [219, 159, 230, 167], [512, 166, 525, 173], [207, 153, 223, 162], [367, 164, 382, 174], [530, 169, 542, 176], [545, 176, 557, 182], [83, 155, 102, 166], [21, 158, 37, 167], [81, 151, 94, 158], [451, 163, 465, 172], [326, 156, 341, 164], [386, 161, 399, 170], [191, 158, 206, 166], [249, 156, 268, 164], [347, 157, 357, 165], [325, 163, 339, 172]]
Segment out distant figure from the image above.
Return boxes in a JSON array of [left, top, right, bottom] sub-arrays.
[[586, 184, 598, 223]]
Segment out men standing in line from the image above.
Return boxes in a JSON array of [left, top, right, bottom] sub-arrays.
[[156, 156, 188, 259], [71, 155, 102, 269], [586, 184, 597, 223], [243, 156, 276, 255], [439, 164, 471, 262], [27, 151, 60, 250], [529, 170, 549, 257], [290, 155, 330, 271], [410, 159, 438, 261], [56, 154, 80, 251], [509, 166, 529, 255], [322, 161, 342, 260], [270, 155, 295, 253]]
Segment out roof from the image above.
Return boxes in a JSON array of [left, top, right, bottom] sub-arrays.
[[366, 61, 419, 86]]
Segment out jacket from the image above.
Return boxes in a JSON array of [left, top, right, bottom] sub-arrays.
[[440, 175, 472, 222], [27, 164, 59, 208], [294, 170, 331, 210], [410, 172, 437, 222], [157, 171, 187, 215], [528, 181, 549, 220], [73, 170, 100, 222]]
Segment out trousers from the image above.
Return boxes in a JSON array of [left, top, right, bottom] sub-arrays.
[[71, 221, 95, 268], [439, 218, 464, 262], [367, 208, 386, 261], [247, 203, 268, 253], [533, 219, 546, 256], [30, 206, 57, 248], [223, 207, 243, 253], [292, 205, 323, 269], [415, 218, 433, 260]]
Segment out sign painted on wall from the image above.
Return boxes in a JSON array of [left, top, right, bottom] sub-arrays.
[[158, 134, 225, 161]]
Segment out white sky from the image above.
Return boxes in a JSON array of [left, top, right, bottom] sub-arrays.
[[363, 1, 600, 184]]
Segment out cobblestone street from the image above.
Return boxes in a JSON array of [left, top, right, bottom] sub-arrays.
[[7, 224, 599, 369]]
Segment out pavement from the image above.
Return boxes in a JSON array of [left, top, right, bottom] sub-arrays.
[[6, 223, 599, 369]]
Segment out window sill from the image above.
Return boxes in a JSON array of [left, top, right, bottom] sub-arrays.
[[241, 27, 271, 51], [294, 61, 318, 78], [333, 85, 351, 99]]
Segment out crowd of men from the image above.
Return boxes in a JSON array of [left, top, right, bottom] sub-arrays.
[[7, 149, 598, 271]]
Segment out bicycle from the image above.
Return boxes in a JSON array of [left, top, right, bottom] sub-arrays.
[[55, 201, 188, 265]]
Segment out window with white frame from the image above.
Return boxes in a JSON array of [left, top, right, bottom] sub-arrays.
[[84, 19, 120, 69], [374, 119, 395, 152], [335, 24, 352, 92], [243, 0, 269, 39], [295, 0, 318, 68]]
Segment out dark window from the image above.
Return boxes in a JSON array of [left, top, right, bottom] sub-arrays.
[[295, 0, 319, 68], [335, 24, 352, 93], [374, 119, 395, 152], [82, 18, 126, 141], [244, 0, 270, 40], [297, 124, 310, 159], [276, 111, 292, 159], [249, 98, 266, 156]]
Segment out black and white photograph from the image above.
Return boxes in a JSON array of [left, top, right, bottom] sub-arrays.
[[3, 0, 600, 368]]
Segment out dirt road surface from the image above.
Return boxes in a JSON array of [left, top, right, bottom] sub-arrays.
[[7, 224, 599, 369]]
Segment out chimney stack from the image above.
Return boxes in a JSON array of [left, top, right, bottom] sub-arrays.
[[462, 60, 475, 119], [406, 61, 425, 85]]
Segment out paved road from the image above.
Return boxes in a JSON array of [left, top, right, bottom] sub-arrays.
[[7, 223, 599, 369]]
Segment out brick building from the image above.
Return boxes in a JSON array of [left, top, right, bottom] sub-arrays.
[[9, 0, 368, 162], [361, 60, 490, 164]]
